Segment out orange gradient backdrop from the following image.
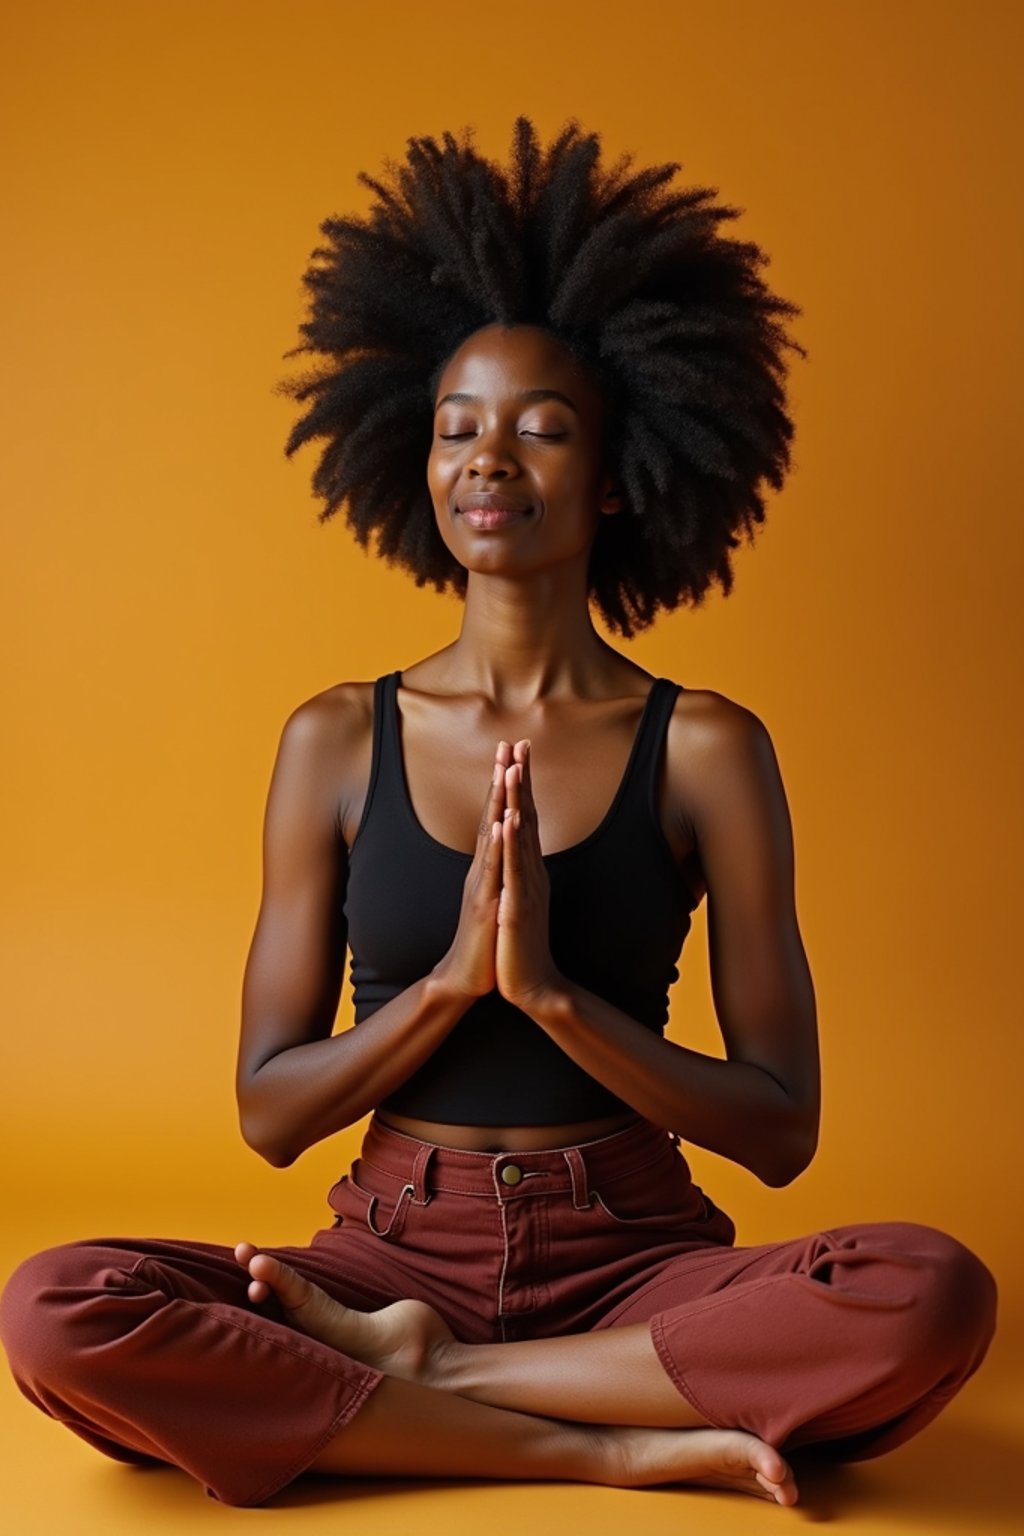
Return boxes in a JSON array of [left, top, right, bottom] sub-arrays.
[[3, 0, 1021, 1386]]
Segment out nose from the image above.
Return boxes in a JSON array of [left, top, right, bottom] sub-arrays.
[[467, 422, 521, 478]]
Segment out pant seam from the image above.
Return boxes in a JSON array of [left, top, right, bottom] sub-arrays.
[[170, 1297, 387, 1506], [180, 1296, 380, 1381], [648, 1315, 729, 1430], [239, 1368, 386, 1507]]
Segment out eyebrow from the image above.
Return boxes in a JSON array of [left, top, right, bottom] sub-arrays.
[[434, 388, 579, 415]]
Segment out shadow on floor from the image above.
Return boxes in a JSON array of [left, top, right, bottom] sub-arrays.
[[785, 1415, 1012, 1528], [234, 1412, 1011, 1529]]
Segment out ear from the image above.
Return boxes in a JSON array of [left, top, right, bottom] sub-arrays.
[[598, 472, 624, 517]]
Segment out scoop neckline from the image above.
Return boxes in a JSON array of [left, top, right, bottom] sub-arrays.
[[390, 671, 664, 863]]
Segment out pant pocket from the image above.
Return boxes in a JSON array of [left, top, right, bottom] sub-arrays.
[[584, 1146, 709, 1232], [581, 1145, 737, 1245]]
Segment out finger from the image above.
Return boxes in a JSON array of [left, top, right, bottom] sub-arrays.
[[502, 799, 521, 883], [510, 743, 539, 855], [513, 745, 547, 879], [482, 805, 503, 892], [514, 739, 534, 821], [504, 758, 522, 820], [478, 753, 507, 844], [514, 737, 531, 778]]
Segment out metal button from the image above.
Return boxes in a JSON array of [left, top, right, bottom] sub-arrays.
[[501, 1164, 523, 1186]]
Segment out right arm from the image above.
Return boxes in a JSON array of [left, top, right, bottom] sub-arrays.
[[235, 692, 505, 1168]]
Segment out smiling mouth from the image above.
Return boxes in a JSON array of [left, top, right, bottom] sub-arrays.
[[457, 506, 531, 530]]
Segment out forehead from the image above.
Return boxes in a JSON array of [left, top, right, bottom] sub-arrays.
[[434, 323, 600, 407]]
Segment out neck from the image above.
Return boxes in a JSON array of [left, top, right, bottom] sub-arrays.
[[437, 566, 624, 709]]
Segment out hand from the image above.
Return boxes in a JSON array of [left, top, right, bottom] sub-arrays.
[[496, 741, 565, 1011], [431, 741, 511, 1001]]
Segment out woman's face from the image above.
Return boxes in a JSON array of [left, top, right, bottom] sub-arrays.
[[427, 323, 622, 580]]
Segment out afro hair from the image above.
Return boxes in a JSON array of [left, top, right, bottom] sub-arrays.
[[276, 115, 807, 638]]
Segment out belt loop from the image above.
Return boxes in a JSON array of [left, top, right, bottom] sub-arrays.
[[366, 1183, 414, 1238], [563, 1147, 592, 1210], [410, 1143, 435, 1205]]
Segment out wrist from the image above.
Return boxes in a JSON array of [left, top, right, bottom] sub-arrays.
[[427, 958, 487, 1009], [510, 974, 573, 1025]]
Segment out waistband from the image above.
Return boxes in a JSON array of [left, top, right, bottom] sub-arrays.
[[357, 1112, 683, 1207]]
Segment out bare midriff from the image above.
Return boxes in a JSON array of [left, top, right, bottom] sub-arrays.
[[374, 1107, 642, 1152]]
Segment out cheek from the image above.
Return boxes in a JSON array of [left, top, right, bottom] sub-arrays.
[[425, 457, 446, 524], [426, 447, 456, 503], [426, 466, 464, 564]]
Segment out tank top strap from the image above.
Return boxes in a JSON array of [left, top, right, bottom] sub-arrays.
[[375, 670, 404, 794], [350, 672, 402, 854], [357, 670, 680, 850], [619, 676, 681, 822], [376, 672, 396, 725]]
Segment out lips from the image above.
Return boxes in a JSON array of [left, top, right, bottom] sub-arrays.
[[456, 492, 533, 530]]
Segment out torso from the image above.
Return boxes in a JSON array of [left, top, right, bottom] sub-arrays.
[[327, 647, 708, 1153]]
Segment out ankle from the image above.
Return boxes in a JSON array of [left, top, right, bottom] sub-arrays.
[[426, 1335, 470, 1393], [561, 1423, 616, 1485]]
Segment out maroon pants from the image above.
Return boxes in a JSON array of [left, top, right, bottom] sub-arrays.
[[0, 1113, 997, 1507]]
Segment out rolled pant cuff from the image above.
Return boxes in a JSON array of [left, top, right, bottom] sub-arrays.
[[649, 1313, 730, 1431], [211, 1361, 387, 1507]]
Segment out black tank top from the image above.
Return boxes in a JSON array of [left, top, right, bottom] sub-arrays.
[[344, 671, 698, 1125]]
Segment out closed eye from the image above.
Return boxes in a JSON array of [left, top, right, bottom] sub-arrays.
[[438, 432, 568, 441]]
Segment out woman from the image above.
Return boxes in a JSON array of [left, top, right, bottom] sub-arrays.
[[0, 117, 997, 1510]]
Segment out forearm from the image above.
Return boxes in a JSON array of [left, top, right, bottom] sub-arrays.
[[240, 969, 474, 1167], [528, 980, 814, 1187]]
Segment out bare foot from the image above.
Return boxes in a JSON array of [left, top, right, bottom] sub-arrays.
[[233, 1242, 455, 1383], [604, 1424, 799, 1505], [232, 1245, 798, 1506]]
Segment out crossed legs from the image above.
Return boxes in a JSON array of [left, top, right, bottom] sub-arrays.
[[0, 1234, 798, 1506], [0, 1222, 994, 1509], [237, 1217, 997, 1506], [236, 1241, 797, 1504]]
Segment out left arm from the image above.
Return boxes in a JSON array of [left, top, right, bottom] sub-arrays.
[[499, 697, 820, 1188]]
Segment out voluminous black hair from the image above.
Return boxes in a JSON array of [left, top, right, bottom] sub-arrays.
[[277, 116, 807, 638]]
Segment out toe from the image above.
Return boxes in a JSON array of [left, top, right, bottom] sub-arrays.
[[248, 1252, 317, 1314], [751, 1440, 789, 1484], [755, 1465, 799, 1506]]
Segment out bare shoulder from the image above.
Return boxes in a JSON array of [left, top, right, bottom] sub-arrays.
[[274, 680, 378, 842], [667, 685, 775, 764], [665, 686, 782, 834], [284, 679, 375, 743]]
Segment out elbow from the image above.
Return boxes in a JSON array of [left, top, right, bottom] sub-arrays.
[[257, 1137, 299, 1170], [759, 1122, 818, 1188], [760, 1160, 803, 1190], [237, 1091, 298, 1169], [239, 1118, 293, 1168]]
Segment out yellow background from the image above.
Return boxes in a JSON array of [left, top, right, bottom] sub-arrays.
[[2, 1, 1021, 1531]]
